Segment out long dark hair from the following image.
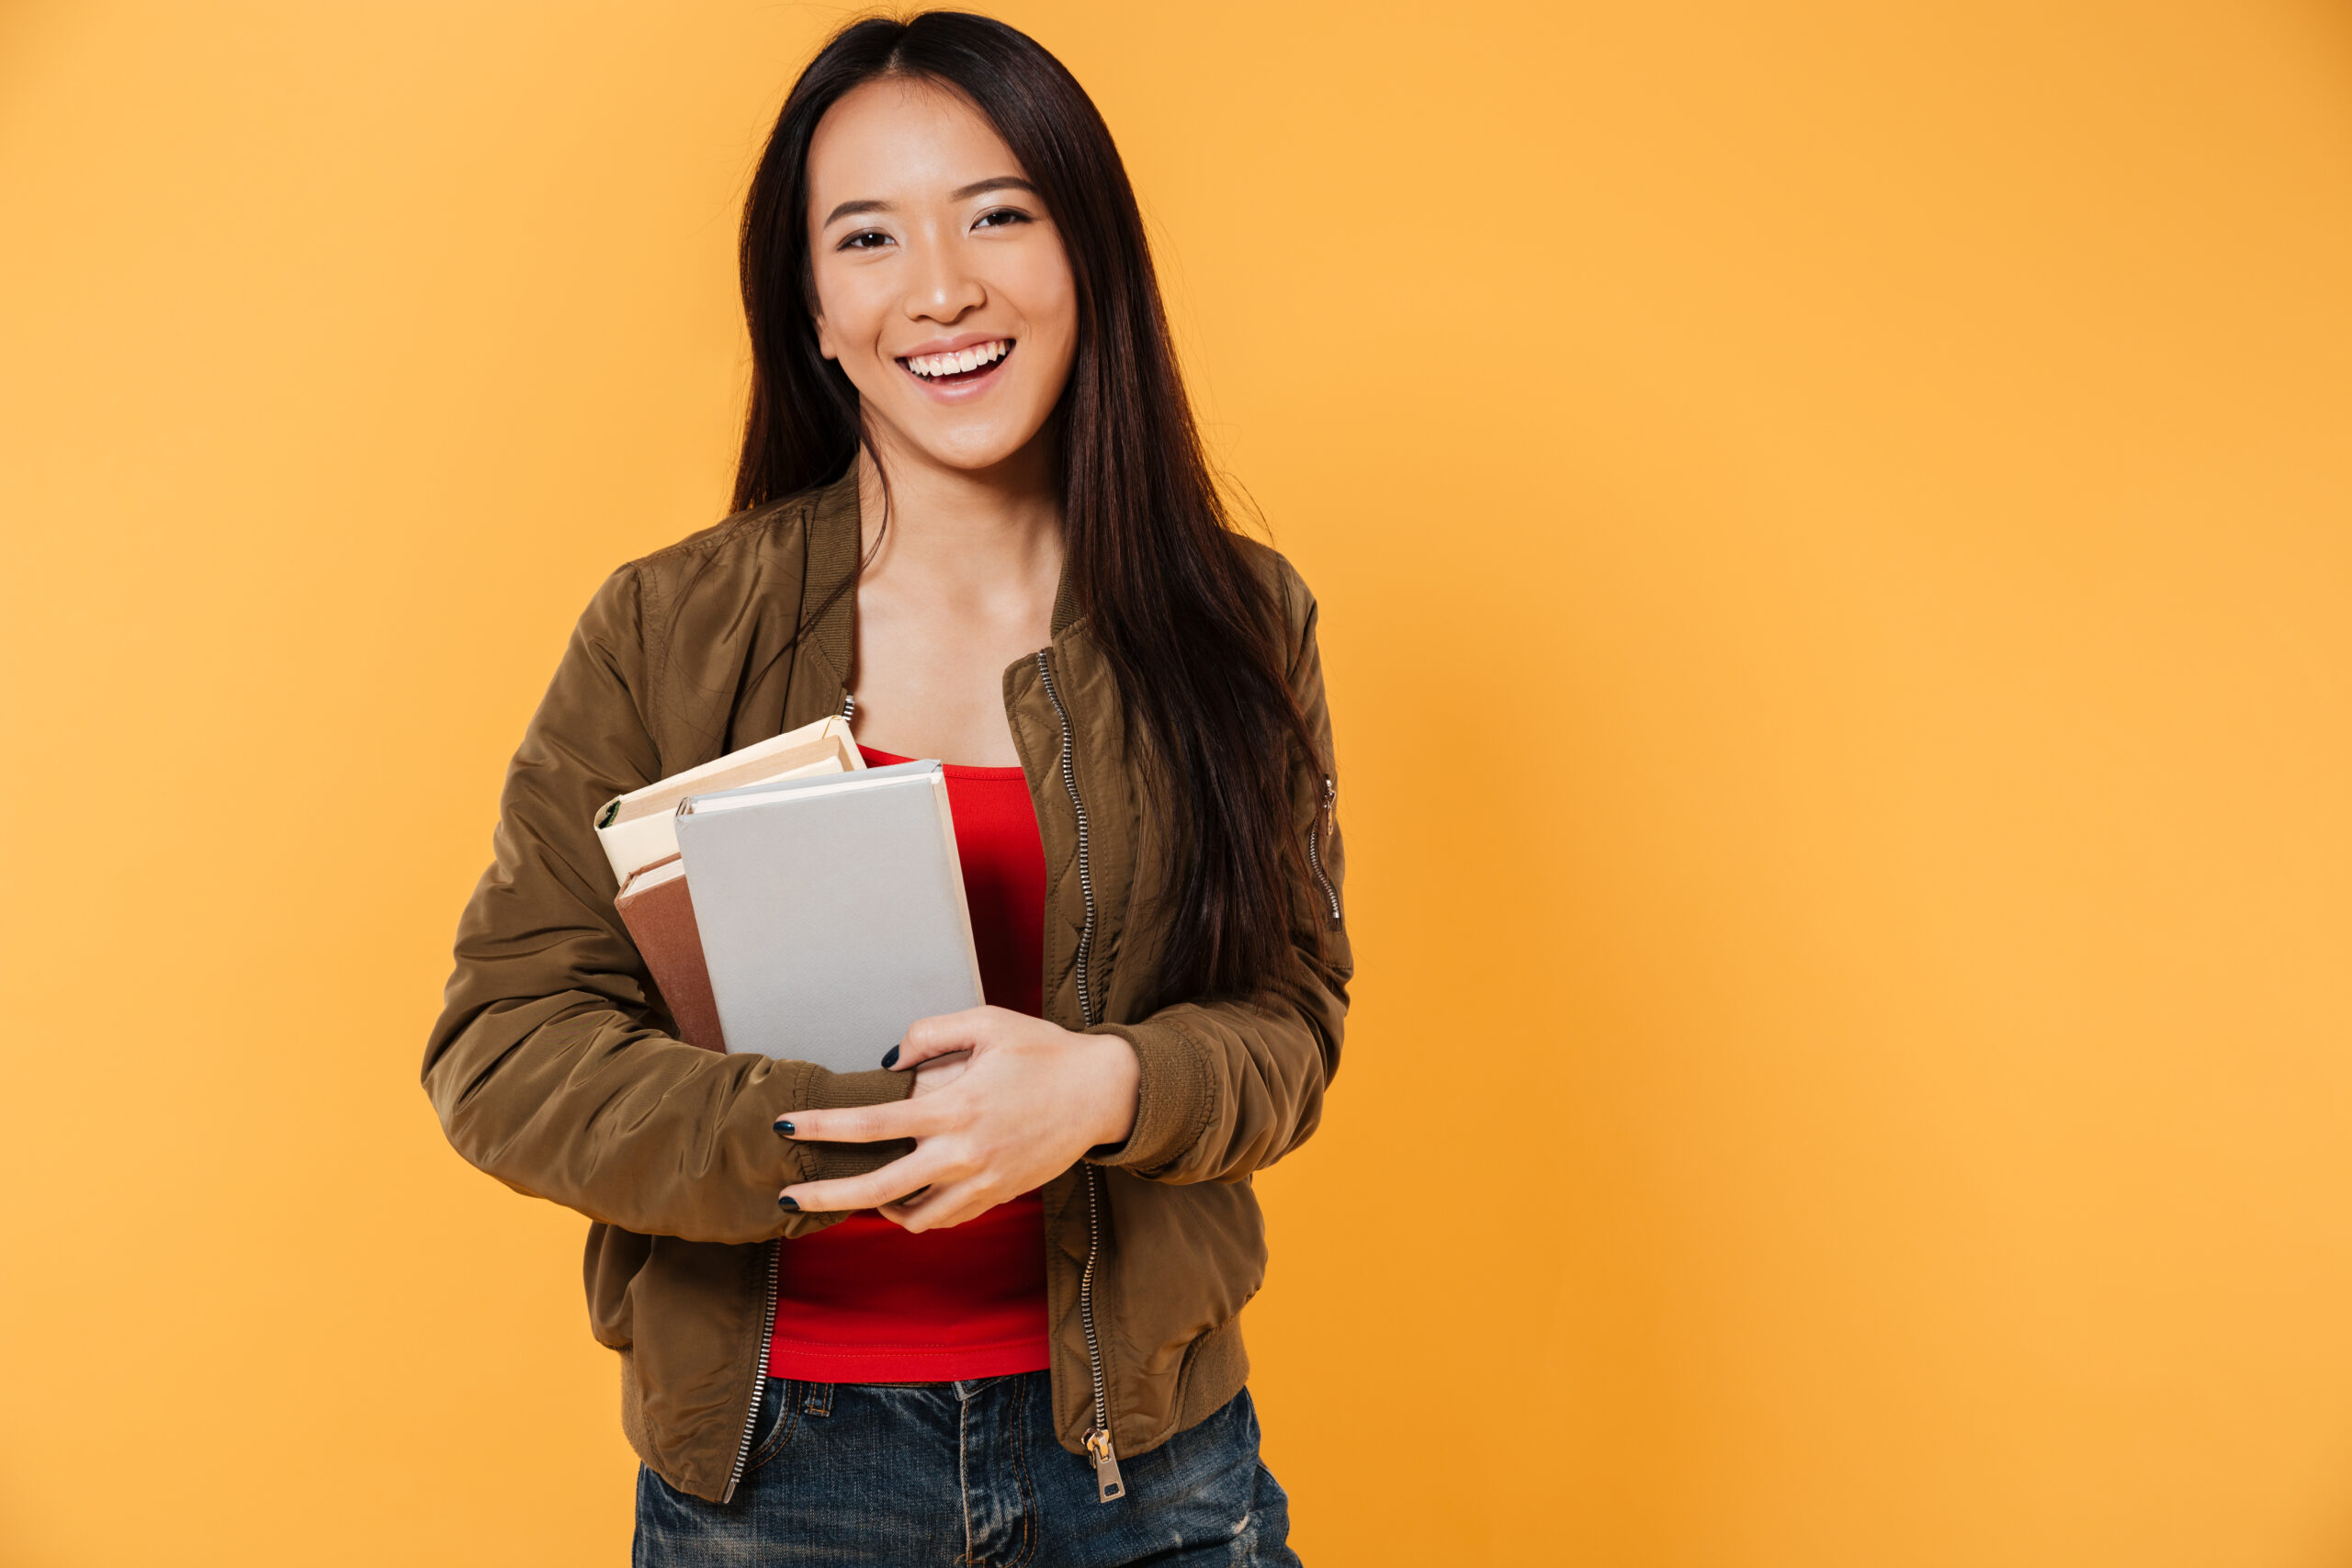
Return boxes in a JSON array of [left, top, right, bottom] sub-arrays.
[[735, 11, 1321, 1002]]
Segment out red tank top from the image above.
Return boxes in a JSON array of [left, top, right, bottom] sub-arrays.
[[764, 746, 1052, 1382]]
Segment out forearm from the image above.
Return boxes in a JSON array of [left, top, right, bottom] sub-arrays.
[[1085, 980, 1344, 1185], [427, 991, 913, 1243]]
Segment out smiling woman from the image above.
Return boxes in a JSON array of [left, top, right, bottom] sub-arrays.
[[420, 11, 1349, 1568], [803, 82, 1079, 512]]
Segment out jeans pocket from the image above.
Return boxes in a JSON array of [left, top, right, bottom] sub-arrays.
[[745, 1377, 804, 1473]]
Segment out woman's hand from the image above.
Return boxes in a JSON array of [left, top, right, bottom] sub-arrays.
[[908, 1051, 970, 1096], [775, 1007, 1139, 1232]]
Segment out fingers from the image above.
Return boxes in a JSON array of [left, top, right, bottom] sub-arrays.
[[775, 1096, 940, 1145], [888, 1007, 1003, 1071], [906, 1054, 970, 1099], [779, 1153, 940, 1215], [879, 1179, 999, 1234]]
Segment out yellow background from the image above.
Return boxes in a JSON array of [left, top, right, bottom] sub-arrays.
[[5, 2, 2350, 1562]]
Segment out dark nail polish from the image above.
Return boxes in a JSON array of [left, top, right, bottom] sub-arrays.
[[880, 1044, 900, 1068], [778, 1194, 799, 1211], [774, 1120, 796, 1137]]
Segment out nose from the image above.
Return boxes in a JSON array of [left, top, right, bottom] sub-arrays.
[[900, 220, 986, 325]]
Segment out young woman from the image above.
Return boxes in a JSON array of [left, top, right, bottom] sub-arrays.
[[424, 13, 1349, 1564]]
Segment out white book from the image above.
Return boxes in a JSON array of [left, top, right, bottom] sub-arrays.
[[591, 715, 860, 887], [673, 760, 982, 1072]]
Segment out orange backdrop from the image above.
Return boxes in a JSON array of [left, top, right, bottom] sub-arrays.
[[6, 3, 2352, 1563]]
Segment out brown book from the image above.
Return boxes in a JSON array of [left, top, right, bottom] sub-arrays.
[[614, 854, 725, 1052]]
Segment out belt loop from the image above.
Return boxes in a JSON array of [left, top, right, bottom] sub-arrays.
[[801, 1382, 834, 1417]]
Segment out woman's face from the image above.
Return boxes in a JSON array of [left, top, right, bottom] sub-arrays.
[[805, 77, 1079, 478]]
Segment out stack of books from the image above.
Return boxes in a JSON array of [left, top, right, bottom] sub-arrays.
[[597, 716, 982, 1072]]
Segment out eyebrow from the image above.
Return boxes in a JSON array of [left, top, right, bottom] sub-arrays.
[[821, 176, 1038, 228]]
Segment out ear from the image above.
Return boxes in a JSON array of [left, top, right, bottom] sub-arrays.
[[812, 310, 840, 363]]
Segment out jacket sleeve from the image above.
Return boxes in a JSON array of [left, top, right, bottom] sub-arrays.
[[1087, 562, 1352, 1185], [421, 564, 910, 1245]]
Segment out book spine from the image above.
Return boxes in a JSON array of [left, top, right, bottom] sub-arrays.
[[614, 875, 726, 1051]]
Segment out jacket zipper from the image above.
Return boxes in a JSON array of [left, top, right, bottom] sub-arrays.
[[1078, 1167, 1124, 1501], [719, 1239, 781, 1504], [1035, 650, 1097, 1028], [1307, 774, 1340, 927], [726, 704, 832, 1505], [1035, 649, 1125, 1504]]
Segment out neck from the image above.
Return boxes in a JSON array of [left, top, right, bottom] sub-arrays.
[[854, 429, 1063, 588]]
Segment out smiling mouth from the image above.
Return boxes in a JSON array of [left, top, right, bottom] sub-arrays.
[[899, 338, 1013, 386]]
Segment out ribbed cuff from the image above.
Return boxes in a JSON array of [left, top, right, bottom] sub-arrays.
[[1083, 1020, 1212, 1175], [797, 1064, 918, 1184]]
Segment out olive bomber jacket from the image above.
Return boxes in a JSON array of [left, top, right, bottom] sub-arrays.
[[421, 468, 1351, 1504]]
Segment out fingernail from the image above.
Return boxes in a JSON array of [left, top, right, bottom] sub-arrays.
[[778, 1194, 799, 1211], [880, 1044, 900, 1068], [774, 1120, 796, 1137]]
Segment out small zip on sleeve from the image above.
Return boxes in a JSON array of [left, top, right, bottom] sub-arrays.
[[1306, 774, 1341, 928]]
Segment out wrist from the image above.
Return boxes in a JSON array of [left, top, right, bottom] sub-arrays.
[[1085, 1031, 1141, 1147]]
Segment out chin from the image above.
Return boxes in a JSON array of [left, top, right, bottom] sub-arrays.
[[896, 423, 1049, 476]]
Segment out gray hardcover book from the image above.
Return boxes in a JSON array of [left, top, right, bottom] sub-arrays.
[[672, 760, 983, 1071]]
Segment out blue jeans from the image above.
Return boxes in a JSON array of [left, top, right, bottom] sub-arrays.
[[633, 1372, 1300, 1566]]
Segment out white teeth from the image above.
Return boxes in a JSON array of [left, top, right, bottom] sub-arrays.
[[907, 340, 1008, 378]]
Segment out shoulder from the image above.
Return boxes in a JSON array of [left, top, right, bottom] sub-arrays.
[[582, 470, 854, 651], [1227, 532, 1321, 661], [628, 491, 820, 577], [621, 479, 839, 603]]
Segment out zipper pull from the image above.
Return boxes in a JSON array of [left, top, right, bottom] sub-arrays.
[[1086, 1426, 1125, 1502]]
